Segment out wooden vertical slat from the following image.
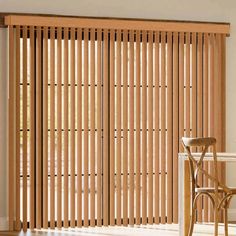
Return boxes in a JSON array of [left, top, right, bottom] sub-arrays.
[[192, 32, 197, 145], [57, 27, 62, 228], [22, 26, 28, 232], [25, 26, 35, 229], [221, 35, 226, 153], [167, 31, 173, 224], [103, 29, 109, 226], [185, 32, 190, 137], [178, 32, 184, 152], [8, 25, 15, 231], [15, 25, 21, 231], [160, 31, 166, 224], [109, 29, 115, 226], [197, 32, 203, 223], [123, 29, 128, 226], [116, 29, 122, 226], [154, 31, 160, 224], [90, 28, 96, 227], [129, 30, 135, 226], [43, 26, 48, 229], [96, 29, 102, 227], [29, 25, 35, 230], [215, 36, 223, 150], [36, 26, 42, 229], [141, 30, 147, 225], [172, 32, 179, 223], [63, 27, 69, 228], [203, 33, 209, 222], [83, 28, 89, 227], [135, 30, 141, 225], [215, 34, 221, 151], [220, 35, 226, 186], [215, 34, 223, 222], [185, 33, 194, 224], [147, 31, 153, 224], [70, 27, 76, 228], [209, 33, 215, 222], [50, 26, 55, 229], [77, 28, 83, 227]]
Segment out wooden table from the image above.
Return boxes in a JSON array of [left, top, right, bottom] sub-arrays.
[[178, 152, 236, 236]]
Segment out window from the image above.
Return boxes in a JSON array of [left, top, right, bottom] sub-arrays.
[[7, 14, 228, 231]]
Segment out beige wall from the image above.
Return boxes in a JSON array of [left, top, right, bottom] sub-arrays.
[[1, 0, 236, 222]]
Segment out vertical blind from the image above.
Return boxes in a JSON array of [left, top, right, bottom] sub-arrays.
[[6, 15, 229, 231]]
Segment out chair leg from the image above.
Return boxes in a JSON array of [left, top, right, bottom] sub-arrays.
[[224, 207, 228, 236], [214, 207, 219, 236], [188, 200, 197, 236]]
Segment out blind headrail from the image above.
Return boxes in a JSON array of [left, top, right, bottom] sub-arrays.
[[4, 14, 230, 35]]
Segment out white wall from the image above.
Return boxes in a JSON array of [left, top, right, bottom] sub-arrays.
[[1, 0, 236, 223]]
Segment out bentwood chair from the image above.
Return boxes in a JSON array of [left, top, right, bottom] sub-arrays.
[[182, 137, 236, 236]]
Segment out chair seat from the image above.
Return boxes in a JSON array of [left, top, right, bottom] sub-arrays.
[[195, 187, 236, 193]]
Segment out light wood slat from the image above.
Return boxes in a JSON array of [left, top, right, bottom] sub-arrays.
[[154, 31, 160, 224], [178, 32, 184, 152], [63, 27, 69, 228], [141, 30, 147, 225], [8, 25, 14, 231], [197, 32, 203, 223], [135, 30, 141, 225], [56, 27, 62, 228], [160, 31, 166, 224], [43, 26, 48, 229], [22, 26, 28, 232], [5, 15, 230, 35], [216, 33, 223, 221], [221, 37, 226, 192], [172, 32, 179, 223], [123, 29, 128, 226], [147, 31, 153, 224], [50, 26, 55, 229], [166, 31, 173, 224], [70, 27, 76, 228], [129, 30, 135, 226], [116, 29, 122, 226], [203, 33, 209, 222], [209, 33, 215, 222], [90, 28, 96, 227], [36, 26, 42, 229], [103, 29, 109, 226], [29, 26, 35, 230], [83, 28, 89, 227], [191, 32, 197, 150], [220, 35, 226, 186], [185, 32, 190, 137], [77, 28, 83, 227], [15, 25, 21, 231], [215, 34, 221, 151], [215, 34, 223, 222], [96, 29, 102, 227], [109, 29, 115, 226], [221, 35, 226, 153]]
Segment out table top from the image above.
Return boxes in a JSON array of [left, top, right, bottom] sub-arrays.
[[178, 152, 236, 161]]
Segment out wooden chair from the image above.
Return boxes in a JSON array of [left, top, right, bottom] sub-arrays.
[[181, 137, 236, 236]]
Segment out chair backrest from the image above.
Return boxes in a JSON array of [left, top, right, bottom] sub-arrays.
[[181, 137, 229, 193]]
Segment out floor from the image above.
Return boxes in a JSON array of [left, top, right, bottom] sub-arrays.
[[1, 224, 236, 236]]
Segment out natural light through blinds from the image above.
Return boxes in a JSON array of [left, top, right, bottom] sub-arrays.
[[6, 14, 228, 231]]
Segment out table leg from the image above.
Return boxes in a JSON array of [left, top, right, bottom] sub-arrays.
[[184, 160, 191, 236]]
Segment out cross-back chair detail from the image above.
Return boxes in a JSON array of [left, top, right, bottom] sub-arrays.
[[182, 137, 236, 236]]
